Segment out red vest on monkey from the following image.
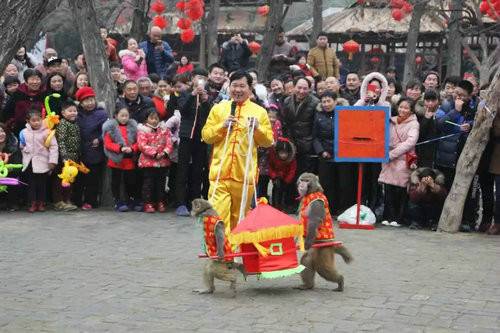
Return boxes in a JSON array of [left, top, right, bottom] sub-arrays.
[[299, 192, 335, 241], [203, 216, 233, 262]]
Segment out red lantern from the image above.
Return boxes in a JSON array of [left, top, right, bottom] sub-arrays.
[[257, 5, 270, 16], [185, 0, 204, 10], [176, 1, 186, 11], [392, 8, 404, 21], [415, 56, 423, 65], [370, 56, 381, 65], [402, 2, 413, 13], [177, 17, 192, 29], [180, 28, 195, 43], [151, 0, 166, 14], [248, 41, 262, 54], [152, 15, 168, 29], [342, 39, 360, 60], [184, 0, 204, 21], [479, 1, 489, 14], [390, 0, 405, 9]]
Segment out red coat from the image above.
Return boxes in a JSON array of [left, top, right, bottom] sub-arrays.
[[176, 63, 194, 75], [268, 137, 297, 184], [137, 123, 173, 168], [103, 120, 138, 170]]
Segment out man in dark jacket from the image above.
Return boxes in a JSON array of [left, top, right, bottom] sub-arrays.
[[416, 90, 439, 168], [280, 77, 320, 176], [407, 167, 447, 230], [139, 26, 174, 79], [220, 34, 252, 73], [312, 91, 354, 214], [340, 72, 361, 106], [174, 68, 211, 216], [205, 63, 228, 104], [435, 80, 477, 231], [116, 80, 155, 124]]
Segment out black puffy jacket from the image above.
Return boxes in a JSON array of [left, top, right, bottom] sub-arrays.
[[115, 94, 155, 124], [279, 94, 319, 155], [312, 98, 349, 156], [177, 90, 210, 139]]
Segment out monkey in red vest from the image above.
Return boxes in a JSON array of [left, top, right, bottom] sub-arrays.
[[191, 199, 244, 295], [296, 173, 353, 291]]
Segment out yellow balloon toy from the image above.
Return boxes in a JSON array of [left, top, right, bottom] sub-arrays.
[[58, 160, 90, 188], [43, 93, 61, 148]]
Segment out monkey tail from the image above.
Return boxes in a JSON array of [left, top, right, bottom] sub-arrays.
[[333, 245, 353, 264]]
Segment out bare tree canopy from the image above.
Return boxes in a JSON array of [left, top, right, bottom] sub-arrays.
[[0, 0, 52, 73]]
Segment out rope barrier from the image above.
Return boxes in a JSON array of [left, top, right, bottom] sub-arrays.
[[415, 133, 461, 146]]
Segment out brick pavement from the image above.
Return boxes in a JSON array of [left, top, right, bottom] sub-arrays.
[[0, 210, 499, 332]]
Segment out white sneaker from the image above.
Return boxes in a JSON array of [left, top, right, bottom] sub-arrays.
[[390, 221, 401, 227], [381, 220, 390, 226]]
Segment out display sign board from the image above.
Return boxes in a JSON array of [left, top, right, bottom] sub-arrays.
[[334, 106, 390, 163]]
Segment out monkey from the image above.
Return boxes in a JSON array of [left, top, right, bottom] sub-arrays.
[[296, 173, 353, 291], [191, 198, 245, 295]]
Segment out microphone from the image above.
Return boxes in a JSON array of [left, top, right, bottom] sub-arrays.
[[230, 101, 237, 116]]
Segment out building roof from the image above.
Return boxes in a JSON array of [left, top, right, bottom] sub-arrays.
[[287, 6, 446, 36]]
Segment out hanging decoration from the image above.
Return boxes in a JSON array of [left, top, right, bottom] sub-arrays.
[[257, 5, 270, 16], [248, 41, 262, 54], [151, 0, 166, 14], [177, 17, 192, 29], [176, 1, 186, 11], [180, 28, 195, 43], [391, 8, 404, 21], [479, 0, 500, 20], [149, 1, 168, 30], [415, 55, 423, 65], [173, 0, 204, 44], [389, 0, 413, 21], [342, 39, 360, 61], [152, 15, 168, 29]]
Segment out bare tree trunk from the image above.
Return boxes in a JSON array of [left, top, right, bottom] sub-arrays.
[[206, 0, 220, 66], [69, 0, 116, 116], [0, 0, 52, 73], [23, 0, 62, 51], [129, 0, 150, 41], [402, 0, 426, 88], [256, 0, 285, 80], [70, 0, 118, 207], [446, 0, 463, 77], [438, 70, 500, 232], [310, 0, 323, 48]]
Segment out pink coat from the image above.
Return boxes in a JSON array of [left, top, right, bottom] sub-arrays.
[[21, 124, 59, 173], [137, 123, 173, 168], [119, 49, 148, 81], [378, 114, 419, 188]]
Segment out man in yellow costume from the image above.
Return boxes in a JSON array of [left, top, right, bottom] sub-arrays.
[[202, 71, 274, 230]]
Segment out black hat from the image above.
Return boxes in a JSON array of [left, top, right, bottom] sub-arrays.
[[3, 76, 20, 88], [47, 56, 62, 67]]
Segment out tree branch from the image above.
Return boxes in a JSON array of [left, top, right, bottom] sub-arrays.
[[461, 39, 481, 70]]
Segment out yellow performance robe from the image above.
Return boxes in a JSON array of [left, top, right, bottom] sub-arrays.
[[202, 99, 274, 231]]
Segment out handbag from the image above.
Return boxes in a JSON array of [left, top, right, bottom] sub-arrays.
[[394, 124, 418, 169]]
